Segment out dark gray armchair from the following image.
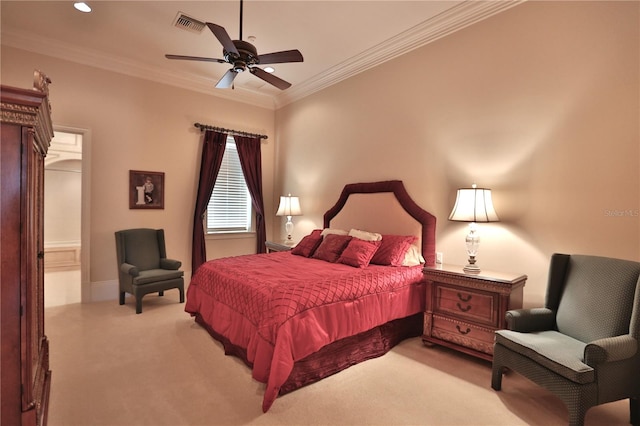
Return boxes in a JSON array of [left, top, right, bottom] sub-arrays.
[[491, 253, 640, 426], [115, 228, 184, 314]]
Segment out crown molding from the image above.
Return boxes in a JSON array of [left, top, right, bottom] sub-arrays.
[[274, 0, 525, 108], [2, 0, 524, 111], [1, 30, 277, 110]]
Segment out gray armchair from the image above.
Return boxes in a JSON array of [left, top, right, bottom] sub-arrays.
[[491, 253, 640, 426], [115, 228, 184, 314]]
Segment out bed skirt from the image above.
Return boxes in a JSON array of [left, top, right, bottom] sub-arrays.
[[194, 312, 422, 397]]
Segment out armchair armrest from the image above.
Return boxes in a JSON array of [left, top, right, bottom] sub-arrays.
[[120, 262, 139, 277], [160, 258, 182, 270], [584, 335, 638, 366], [505, 307, 556, 332]]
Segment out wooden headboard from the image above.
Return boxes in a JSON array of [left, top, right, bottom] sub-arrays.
[[323, 180, 437, 266]]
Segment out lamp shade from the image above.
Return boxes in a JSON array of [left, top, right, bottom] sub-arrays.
[[276, 194, 302, 217], [449, 184, 499, 223]]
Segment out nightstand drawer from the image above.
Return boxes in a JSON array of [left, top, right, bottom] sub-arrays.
[[431, 315, 495, 355], [434, 284, 497, 327], [423, 264, 526, 361]]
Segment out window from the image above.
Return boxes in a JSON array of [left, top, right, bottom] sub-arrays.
[[206, 137, 253, 234]]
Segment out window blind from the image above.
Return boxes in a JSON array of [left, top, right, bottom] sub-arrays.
[[207, 138, 252, 233]]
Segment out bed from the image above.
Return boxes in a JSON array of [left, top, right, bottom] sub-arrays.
[[185, 180, 436, 412]]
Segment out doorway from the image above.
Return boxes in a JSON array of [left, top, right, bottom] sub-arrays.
[[44, 129, 90, 307]]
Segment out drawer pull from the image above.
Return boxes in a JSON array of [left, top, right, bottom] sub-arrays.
[[456, 325, 471, 335], [456, 302, 471, 312], [457, 292, 472, 302]]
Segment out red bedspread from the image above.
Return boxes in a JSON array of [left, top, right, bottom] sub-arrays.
[[185, 251, 424, 411]]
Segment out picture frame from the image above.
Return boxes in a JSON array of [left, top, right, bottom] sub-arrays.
[[129, 170, 164, 209]]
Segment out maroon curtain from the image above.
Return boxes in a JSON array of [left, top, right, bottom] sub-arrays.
[[191, 130, 227, 275], [234, 135, 267, 254]]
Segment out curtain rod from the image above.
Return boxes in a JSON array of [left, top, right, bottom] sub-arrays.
[[194, 123, 268, 140]]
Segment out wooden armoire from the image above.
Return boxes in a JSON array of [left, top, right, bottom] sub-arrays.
[[1, 71, 54, 425]]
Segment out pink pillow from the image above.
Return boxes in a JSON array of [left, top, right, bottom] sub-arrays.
[[291, 229, 323, 257], [370, 235, 418, 266], [312, 234, 352, 263], [338, 238, 381, 268]]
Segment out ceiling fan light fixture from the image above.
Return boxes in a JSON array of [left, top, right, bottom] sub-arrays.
[[165, 0, 302, 91], [73, 2, 91, 13]]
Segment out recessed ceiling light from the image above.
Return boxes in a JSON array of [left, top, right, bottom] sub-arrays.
[[264, 67, 275, 73], [74, 2, 91, 13]]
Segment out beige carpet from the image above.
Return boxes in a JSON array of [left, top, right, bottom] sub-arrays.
[[45, 292, 629, 426]]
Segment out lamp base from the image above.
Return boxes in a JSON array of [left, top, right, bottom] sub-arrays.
[[463, 255, 481, 274], [284, 218, 295, 245], [463, 264, 481, 274]]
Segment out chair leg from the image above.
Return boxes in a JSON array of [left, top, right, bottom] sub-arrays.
[[159, 290, 164, 297], [631, 397, 639, 426], [491, 365, 503, 391], [569, 411, 585, 426], [119, 292, 125, 305], [179, 286, 185, 303], [567, 406, 586, 426], [136, 297, 142, 314]]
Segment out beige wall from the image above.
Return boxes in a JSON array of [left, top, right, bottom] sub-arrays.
[[1, 46, 276, 299], [2, 1, 638, 306], [275, 1, 639, 306]]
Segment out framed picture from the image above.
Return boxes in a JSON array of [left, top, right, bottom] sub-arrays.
[[129, 170, 164, 209]]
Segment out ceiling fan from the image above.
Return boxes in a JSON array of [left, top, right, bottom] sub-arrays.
[[165, 0, 303, 90]]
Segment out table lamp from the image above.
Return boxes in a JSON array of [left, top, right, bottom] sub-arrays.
[[448, 184, 499, 273], [276, 194, 302, 245]]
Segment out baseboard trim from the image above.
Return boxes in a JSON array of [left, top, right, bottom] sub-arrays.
[[89, 280, 117, 302]]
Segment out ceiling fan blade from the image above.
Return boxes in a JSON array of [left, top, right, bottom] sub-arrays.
[[258, 49, 304, 65], [250, 67, 291, 90], [216, 69, 239, 89], [206, 23, 239, 56], [165, 54, 226, 63]]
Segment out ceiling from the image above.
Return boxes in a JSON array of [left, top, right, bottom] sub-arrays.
[[1, 1, 522, 109]]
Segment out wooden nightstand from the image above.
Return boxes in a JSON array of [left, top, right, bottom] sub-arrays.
[[422, 264, 526, 361], [265, 241, 294, 253]]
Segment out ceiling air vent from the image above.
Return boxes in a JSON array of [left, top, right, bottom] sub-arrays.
[[173, 12, 206, 34]]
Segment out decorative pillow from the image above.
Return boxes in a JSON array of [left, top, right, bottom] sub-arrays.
[[321, 228, 349, 237], [291, 229, 323, 258], [338, 238, 381, 268], [402, 245, 425, 266], [312, 234, 352, 263], [370, 234, 418, 266], [348, 228, 382, 242]]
